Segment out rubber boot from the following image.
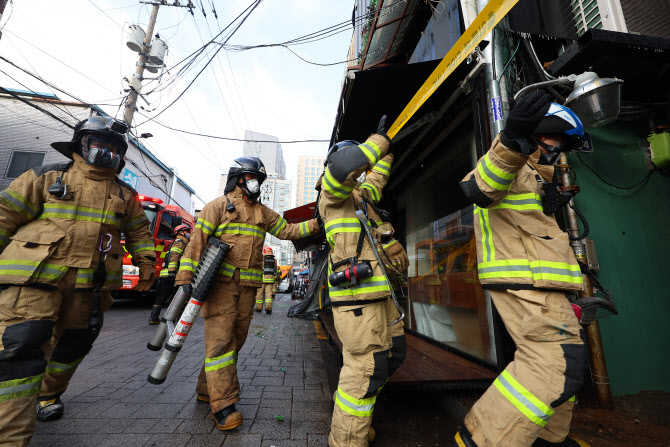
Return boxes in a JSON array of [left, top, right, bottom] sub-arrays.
[[212, 404, 243, 431], [36, 397, 65, 422], [266, 309, 272, 315], [453, 425, 478, 447], [533, 437, 591, 447], [149, 304, 161, 325]]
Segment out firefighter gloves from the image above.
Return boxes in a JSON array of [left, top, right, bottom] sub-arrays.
[[502, 90, 552, 154], [377, 114, 391, 143], [135, 264, 156, 293]]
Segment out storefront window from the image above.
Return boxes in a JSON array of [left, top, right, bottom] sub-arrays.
[[397, 132, 497, 365]]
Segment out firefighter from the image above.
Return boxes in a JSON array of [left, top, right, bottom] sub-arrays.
[[174, 157, 320, 431], [255, 246, 277, 314], [454, 91, 590, 447], [0, 116, 155, 445], [318, 116, 409, 447], [149, 224, 191, 324]]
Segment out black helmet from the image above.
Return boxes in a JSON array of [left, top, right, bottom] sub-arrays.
[[51, 116, 129, 160], [325, 140, 359, 166], [224, 157, 267, 198]]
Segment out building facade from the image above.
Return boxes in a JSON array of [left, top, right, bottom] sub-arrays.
[[296, 155, 325, 207], [0, 89, 197, 214], [242, 130, 286, 179]]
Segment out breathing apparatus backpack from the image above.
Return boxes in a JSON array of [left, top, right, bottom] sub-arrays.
[[263, 255, 276, 275]]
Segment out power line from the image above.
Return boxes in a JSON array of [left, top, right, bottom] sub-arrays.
[[88, 0, 125, 30]]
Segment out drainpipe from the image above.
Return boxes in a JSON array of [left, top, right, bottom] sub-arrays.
[[558, 152, 614, 410]]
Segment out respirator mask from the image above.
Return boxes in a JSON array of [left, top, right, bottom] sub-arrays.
[[81, 136, 122, 170]]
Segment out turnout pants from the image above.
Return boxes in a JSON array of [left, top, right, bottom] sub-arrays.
[[255, 283, 274, 312], [0, 269, 113, 446], [195, 269, 256, 413], [329, 297, 406, 447], [464, 289, 587, 447]]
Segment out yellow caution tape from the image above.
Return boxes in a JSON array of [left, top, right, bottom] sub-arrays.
[[387, 0, 521, 140]]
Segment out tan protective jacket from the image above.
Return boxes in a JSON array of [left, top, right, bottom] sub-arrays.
[[175, 186, 319, 288], [318, 134, 396, 304], [159, 234, 188, 277], [0, 154, 155, 289], [460, 135, 583, 291]]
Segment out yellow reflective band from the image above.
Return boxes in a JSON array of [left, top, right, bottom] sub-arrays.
[[172, 247, 184, 255], [219, 262, 235, 277], [269, 218, 288, 237], [179, 258, 197, 273], [299, 221, 311, 237], [454, 432, 467, 447], [75, 269, 122, 286], [196, 218, 216, 235], [0, 188, 39, 219], [329, 275, 390, 297], [494, 370, 554, 427], [530, 261, 583, 284], [568, 396, 576, 402], [335, 387, 376, 418], [125, 215, 149, 231], [0, 260, 68, 280], [477, 207, 495, 262], [0, 374, 43, 403], [127, 240, 155, 254], [240, 269, 263, 281], [256, 300, 264, 303], [215, 223, 266, 239], [491, 193, 543, 211], [478, 152, 515, 191], [46, 357, 84, 374], [359, 141, 381, 165], [41, 203, 121, 226], [373, 159, 391, 175], [205, 350, 237, 372], [360, 183, 380, 202], [323, 167, 353, 199], [324, 218, 360, 247]]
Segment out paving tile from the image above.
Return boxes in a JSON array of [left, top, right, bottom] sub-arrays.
[[144, 433, 193, 446], [185, 433, 227, 446], [221, 433, 263, 447], [262, 441, 308, 447], [307, 434, 330, 447]]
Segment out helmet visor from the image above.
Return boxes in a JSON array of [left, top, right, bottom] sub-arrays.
[[561, 134, 584, 152]]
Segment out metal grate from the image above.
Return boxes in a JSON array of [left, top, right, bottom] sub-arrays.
[[571, 0, 603, 36]]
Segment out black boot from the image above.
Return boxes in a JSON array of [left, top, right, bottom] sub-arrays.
[[453, 425, 478, 447], [533, 437, 590, 447], [149, 304, 161, 325], [37, 397, 65, 422], [212, 404, 243, 431]]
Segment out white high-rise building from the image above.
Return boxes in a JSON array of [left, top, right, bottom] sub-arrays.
[[296, 155, 326, 207], [242, 130, 286, 179]]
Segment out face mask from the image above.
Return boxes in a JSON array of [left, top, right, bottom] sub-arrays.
[[82, 136, 121, 170], [246, 179, 260, 194], [539, 150, 560, 166]]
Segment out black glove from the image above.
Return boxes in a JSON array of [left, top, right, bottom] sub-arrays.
[[316, 214, 324, 233], [182, 284, 193, 297], [168, 271, 177, 281], [376, 115, 391, 143], [501, 90, 552, 154]]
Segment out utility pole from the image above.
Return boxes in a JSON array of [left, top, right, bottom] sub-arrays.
[[123, 3, 160, 126]]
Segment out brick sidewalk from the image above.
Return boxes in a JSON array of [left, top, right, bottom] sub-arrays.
[[31, 293, 332, 447]]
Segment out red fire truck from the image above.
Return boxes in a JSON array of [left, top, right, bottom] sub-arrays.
[[117, 194, 195, 301]]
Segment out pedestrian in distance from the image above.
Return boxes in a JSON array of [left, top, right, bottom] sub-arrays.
[[454, 91, 592, 447], [317, 115, 410, 447], [0, 116, 155, 446], [149, 224, 191, 324], [174, 157, 321, 431]]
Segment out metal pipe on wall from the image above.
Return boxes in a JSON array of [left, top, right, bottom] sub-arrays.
[[558, 152, 614, 410]]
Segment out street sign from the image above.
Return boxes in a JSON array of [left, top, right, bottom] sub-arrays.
[[122, 167, 139, 189]]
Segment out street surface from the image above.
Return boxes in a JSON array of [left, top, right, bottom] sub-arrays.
[[30, 293, 457, 447]]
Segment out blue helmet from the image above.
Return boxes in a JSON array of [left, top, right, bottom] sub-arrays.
[[535, 103, 585, 152]]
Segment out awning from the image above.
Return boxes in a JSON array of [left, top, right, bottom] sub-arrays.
[[549, 29, 670, 103]]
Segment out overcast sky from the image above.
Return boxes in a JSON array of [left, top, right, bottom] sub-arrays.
[[0, 0, 354, 207]]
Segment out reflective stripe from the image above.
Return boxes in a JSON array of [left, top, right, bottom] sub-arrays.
[[476, 207, 494, 262], [360, 183, 380, 202], [382, 240, 397, 251], [127, 240, 155, 255], [491, 193, 543, 211], [219, 262, 235, 277], [359, 141, 381, 165], [269, 218, 287, 237], [240, 269, 263, 282], [172, 247, 184, 255], [329, 275, 390, 297], [168, 262, 179, 269], [568, 396, 576, 402], [205, 350, 237, 372], [0, 260, 68, 280], [323, 167, 353, 199], [373, 159, 391, 175], [180, 258, 197, 273], [75, 269, 122, 286], [324, 218, 360, 247], [41, 203, 120, 226], [299, 221, 311, 237], [0, 189, 40, 219], [215, 223, 265, 239], [494, 370, 554, 427], [0, 228, 12, 249], [45, 357, 84, 374], [263, 277, 275, 283], [478, 259, 583, 284], [160, 269, 170, 277], [196, 218, 216, 236], [124, 215, 149, 231], [256, 299, 264, 303], [478, 152, 516, 191], [0, 374, 43, 403], [335, 387, 376, 418]]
